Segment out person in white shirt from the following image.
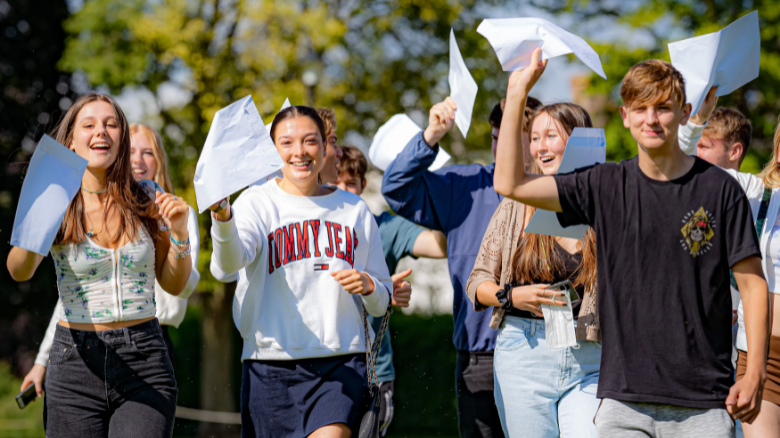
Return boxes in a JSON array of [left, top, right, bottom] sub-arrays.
[[208, 105, 392, 438], [20, 124, 201, 399]]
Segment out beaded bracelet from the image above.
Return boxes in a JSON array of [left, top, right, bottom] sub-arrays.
[[173, 243, 191, 259], [170, 235, 189, 247]]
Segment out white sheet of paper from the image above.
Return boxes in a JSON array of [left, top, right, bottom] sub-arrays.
[[524, 128, 606, 239], [669, 11, 760, 116], [368, 114, 451, 172], [11, 135, 88, 255], [194, 95, 285, 213], [264, 98, 292, 132], [449, 29, 478, 138], [477, 17, 607, 79]]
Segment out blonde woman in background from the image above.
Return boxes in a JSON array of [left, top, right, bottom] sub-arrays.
[[20, 123, 201, 400]]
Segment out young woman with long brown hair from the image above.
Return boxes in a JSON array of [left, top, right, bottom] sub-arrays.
[[6, 94, 191, 437], [20, 123, 201, 404], [208, 105, 392, 437], [467, 102, 601, 438]]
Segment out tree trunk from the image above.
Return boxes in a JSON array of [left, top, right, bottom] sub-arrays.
[[198, 281, 240, 438]]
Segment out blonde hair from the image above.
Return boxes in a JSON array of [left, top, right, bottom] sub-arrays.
[[621, 60, 686, 110], [757, 118, 780, 188], [129, 123, 175, 195]]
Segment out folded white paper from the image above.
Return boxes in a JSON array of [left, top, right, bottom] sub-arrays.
[[368, 114, 451, 172], [449, 29, 478, 138], [265, 97, 292, 133], [669, 11, 760, 116], [194, 95, 285, 213], [477, 17, 607, 79], [524, 127, 606, 239], [11, 135, 88, 255]]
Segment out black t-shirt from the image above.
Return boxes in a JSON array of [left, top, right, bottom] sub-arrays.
[[506, 242, 585, 320], [555, 156, 759, 409]]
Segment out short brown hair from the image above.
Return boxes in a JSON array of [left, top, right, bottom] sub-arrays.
[[317, 107, 337, 138], [702, 108, 752, 163], [337, 145, 368, 181], [489, 96, 542, 130], [621, 60, 686, 109]]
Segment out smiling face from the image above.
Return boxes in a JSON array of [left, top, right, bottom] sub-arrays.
[[530, 112, 569, 175], [620, 98, 690, 152], [336, 171, 366, 196], [69, 101, 122, 171], [130, 133, 157, 182], [274, 116, 326, 187]]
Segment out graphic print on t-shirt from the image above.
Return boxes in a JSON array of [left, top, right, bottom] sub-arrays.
[[680, 207, 716, 257]]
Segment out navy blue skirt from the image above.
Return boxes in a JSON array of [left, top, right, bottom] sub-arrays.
[[241, 353, 369, 438]]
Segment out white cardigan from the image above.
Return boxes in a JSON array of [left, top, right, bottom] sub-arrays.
[[35, 205, 201, 366]]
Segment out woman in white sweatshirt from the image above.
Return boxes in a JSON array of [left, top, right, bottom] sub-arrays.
[[20, 123, 201, 400], [208, 105, 392, 438]]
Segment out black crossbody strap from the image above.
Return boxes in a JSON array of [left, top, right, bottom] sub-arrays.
[[730, 186, 772, 290]]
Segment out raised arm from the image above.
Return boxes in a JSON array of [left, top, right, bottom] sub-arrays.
[[154, 191, 193, 296], [209, 194, 265, 276], [493, 48, 561, 212], [176, 206, 201, 300], [380, 99, 458, 231], [679, 86, 718, 155], [7, 247, 44, 282]]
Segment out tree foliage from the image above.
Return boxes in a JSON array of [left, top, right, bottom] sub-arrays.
[[536, 0, 780, 172]]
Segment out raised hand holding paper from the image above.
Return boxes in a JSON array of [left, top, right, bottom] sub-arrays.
[[369, 114, 451, 172], [11, 135, 88, 255], [524, 128, 606, 239], [449, 29, 478, 138], [264, 97, 292, 132], [669, 11, 760, 116], [193, 95, 284, 213], [477, 17, 606, 79]]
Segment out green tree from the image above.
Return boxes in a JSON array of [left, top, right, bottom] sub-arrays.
[[535, 0, 780, 172]]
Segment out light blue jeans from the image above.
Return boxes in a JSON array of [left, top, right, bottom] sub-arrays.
[[494, 316, 602, 438]]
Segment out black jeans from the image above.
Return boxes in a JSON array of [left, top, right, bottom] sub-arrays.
[[44, 318, 178, 438], [455, 351, 504, 438]]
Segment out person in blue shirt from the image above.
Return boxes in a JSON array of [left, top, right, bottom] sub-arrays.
[[381, 96, 541, 437], [336, 145, 447, 437]]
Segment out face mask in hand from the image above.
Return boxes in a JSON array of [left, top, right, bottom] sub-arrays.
[[541, 293, 577, 350]]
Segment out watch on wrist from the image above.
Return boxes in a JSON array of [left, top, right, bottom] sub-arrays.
[[212, 198, 229, 213]]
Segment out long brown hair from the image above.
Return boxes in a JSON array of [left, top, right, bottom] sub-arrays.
[[130, 123, 175, 194], [757, 117, 780, 188], [53, 94, 162, 246], [512, 103, 597, 293]]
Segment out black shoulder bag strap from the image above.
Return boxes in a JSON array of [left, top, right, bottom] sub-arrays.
[[730, 187, 772, 290], [359, 302, 392, 438]]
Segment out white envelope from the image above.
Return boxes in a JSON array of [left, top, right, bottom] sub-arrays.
[[194, 95, 285, 213], [449, 29, 478, 138], [477, 17, 607, 79], [524, 128, 606, 239], [368, 114, 451, 172], [669, 11, 760, 116], [11, 135, 88, 255], [264, 97, 292, 133]]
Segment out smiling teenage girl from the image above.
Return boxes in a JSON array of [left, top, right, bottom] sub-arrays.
[[6, 94, 191, 437], [208, 105, 391, 438]]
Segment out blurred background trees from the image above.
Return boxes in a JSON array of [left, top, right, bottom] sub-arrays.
[[1, 0, 778, 436]]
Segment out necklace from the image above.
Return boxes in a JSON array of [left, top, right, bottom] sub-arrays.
[[81, 186, 108, 194], [85, 201, 108, 238]]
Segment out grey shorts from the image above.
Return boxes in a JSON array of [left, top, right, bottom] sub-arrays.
[[594, 398, 734, 438]]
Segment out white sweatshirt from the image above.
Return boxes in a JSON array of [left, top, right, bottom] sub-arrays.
[[210, 180, 392, 361], [35, 206, 201, 367]]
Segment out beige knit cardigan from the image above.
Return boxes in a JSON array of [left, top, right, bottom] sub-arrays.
[[466, 198, 601, 341]]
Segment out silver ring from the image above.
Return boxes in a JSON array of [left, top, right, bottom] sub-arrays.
[[173, 196, 177, 200]]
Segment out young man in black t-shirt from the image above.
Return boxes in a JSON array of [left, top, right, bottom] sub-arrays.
[[493, 48, 769, 437]]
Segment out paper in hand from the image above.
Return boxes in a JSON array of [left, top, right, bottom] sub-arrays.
[[368, 114, 451, 172], [669, 11, 760, 116], [265, 98, 292, 133], [449, 29, 478, 138], [194, 95, 284, 213], [477, 17, 607, 79], [11, 135, 88, 255], [524, 128, 606, 239]]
